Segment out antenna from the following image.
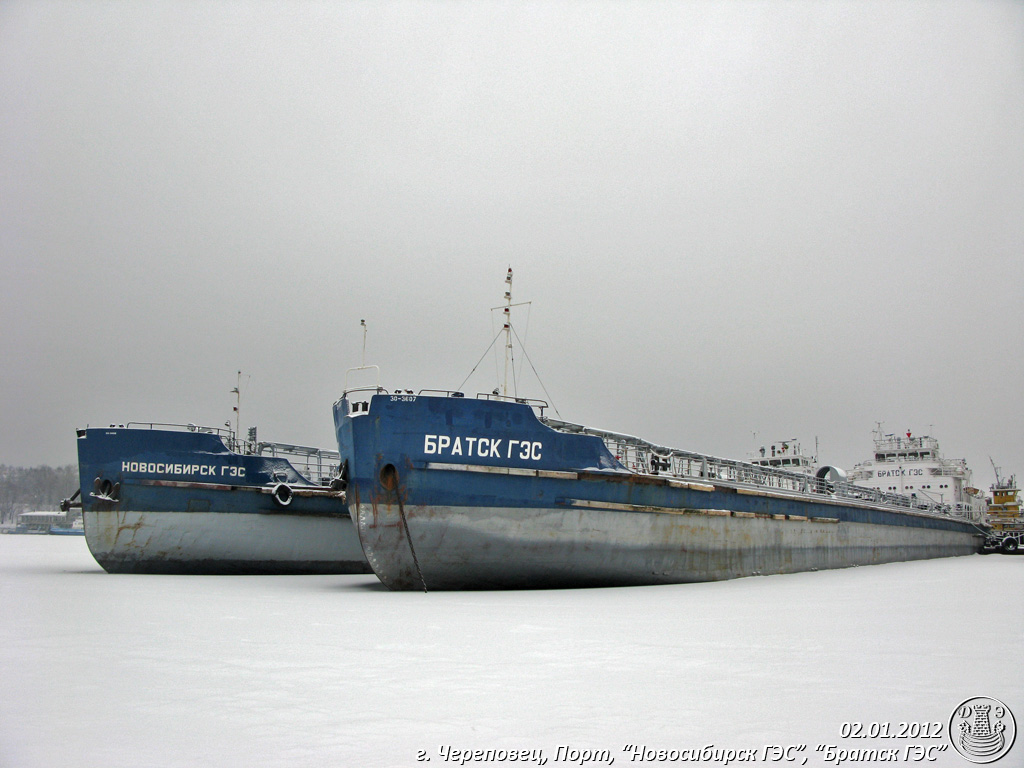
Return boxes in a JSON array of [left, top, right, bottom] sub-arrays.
[[344, 320, 380, 392], [360, 319, 367, 367]]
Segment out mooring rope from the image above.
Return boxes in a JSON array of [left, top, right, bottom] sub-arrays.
[[456, 327, 504, 394]]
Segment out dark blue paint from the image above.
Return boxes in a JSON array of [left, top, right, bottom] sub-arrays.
[[334, 393, 979, 535], [77, 427, 344, 518]]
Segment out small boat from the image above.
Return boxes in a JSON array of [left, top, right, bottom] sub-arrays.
[[73, 422, 370, 574], [49, 517, 85, 535], [13, 511, 60, 534], [982, 461, 1023, 553], [986, 462, 1021, 525]]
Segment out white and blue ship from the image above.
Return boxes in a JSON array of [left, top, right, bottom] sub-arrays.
[[333, 390, 984, 591], [75, 422, 370, 574], [333, 271, 985, 591]]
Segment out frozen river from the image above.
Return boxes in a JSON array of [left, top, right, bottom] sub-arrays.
[[1, 536, 1021, 768]]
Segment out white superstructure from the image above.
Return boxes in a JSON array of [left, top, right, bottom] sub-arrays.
[[848, 425, 986, 521], [749, 439, 816, 475]]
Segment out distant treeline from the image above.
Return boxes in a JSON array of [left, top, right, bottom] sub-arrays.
[[0, 465, 78, 523]]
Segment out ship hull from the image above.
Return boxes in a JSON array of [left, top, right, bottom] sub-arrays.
[[336, 393, 982, 591], [77, 426, 371, 575], [353, 500, 979, 590], [84, 508, 366, 575]]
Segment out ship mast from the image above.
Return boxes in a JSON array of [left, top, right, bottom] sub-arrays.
[[503, 268, 513, 396], [231, 370, 241, 438], [343, 319, 380, 392], [499, 267, 531, 397], [991, 456, 1005, 488]]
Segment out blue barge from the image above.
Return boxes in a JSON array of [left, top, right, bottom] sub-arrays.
[[76, 423, 370, 574], [334, 391, 984, 590]]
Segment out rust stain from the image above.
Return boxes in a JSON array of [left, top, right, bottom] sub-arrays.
[[579, 470, 678, 487]]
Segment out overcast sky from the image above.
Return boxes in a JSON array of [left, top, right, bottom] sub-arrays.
[[2, 1, 1022, 492]]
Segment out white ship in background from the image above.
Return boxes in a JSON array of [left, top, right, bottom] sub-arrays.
[[749, 439, 817, 475], [848, 425, 986, 522]]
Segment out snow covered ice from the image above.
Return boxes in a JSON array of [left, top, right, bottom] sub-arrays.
[[1, 536, 1021, 768]]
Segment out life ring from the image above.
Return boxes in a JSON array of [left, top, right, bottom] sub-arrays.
[[271, 483, 293, 507]]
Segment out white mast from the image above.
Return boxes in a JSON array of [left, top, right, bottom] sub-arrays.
[[231, 370, 241, 438], [489, 267, 531, 398], [344, 319, 380, 393], [503, 267, 513, 396]]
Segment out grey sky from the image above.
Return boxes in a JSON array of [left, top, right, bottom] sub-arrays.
[[2, 1, 1022, 492]]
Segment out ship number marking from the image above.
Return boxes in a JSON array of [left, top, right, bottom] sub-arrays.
[[423, 434, 542, 461]]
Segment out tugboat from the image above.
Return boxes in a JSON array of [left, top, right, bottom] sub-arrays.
[[982, 461, 1022, 554], [333, 271, 984, 591]]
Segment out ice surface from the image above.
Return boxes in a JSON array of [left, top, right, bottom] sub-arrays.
[[1, 537, 1021, 768]]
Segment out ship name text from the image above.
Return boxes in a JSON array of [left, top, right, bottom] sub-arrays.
[[423, 434, 543, 461], [121, 461, 246, 478], [875, 468, 924, 478]]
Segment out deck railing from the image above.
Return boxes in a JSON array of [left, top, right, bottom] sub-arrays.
[[542, 417, 976, 520], [255, 442, 340, 486], [124, 422, 340, 486]]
